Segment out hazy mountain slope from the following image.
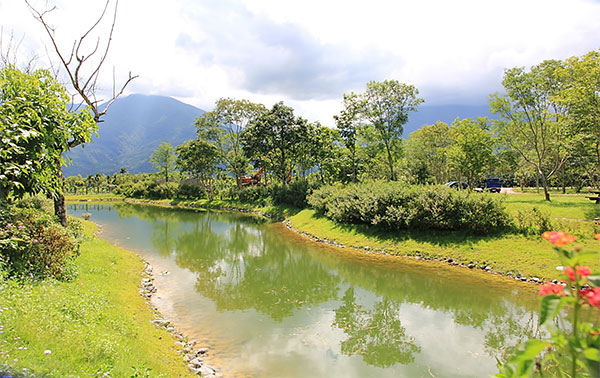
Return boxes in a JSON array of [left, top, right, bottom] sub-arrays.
[[64, 94, 204, 176]]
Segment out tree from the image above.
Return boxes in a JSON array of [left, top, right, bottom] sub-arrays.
[[334, 93, 363, 183], [490, 60, 571, 201], [24, 0, 136, 226], [342, 80, 423, 181], [242, 102, 308, 188], [0, 66, 95, 202], [195, 98, 266, 189], [176, 139, 219, 199], [554, 50, 600, 188], [446, 118, 495, 189], [405, 121, 451, 184], [150, 142, 177, 183]]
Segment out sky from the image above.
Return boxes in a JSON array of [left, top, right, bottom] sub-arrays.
[[1, 0, 599, 124]]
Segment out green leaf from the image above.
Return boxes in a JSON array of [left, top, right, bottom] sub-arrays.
[[540, 295, 563, 327], [583, 347, 600, 362], [515, 339, 550, 361]]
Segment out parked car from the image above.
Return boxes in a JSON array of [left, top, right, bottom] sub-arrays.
[[481, 177, 502, 193], [444, 181, 468, 190]]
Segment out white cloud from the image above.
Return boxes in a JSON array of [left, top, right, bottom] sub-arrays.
[[2, 0, 599, 124]]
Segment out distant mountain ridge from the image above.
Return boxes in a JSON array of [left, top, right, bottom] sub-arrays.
[[64, 95, 494, 177], [64, 94, 204, 176]]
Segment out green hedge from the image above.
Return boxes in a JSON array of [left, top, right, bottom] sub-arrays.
[[308, 181, 510, 234]]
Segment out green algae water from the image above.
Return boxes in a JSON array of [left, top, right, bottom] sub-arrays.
[[68, 203, 539, 378]]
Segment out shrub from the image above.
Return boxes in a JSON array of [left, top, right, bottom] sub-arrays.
[[146, 182, 178, 199], [273, 181, 321, 208], [0, 198, 81, 280], [308, 181, 511, 234], [513, 207, 553, 236], [177, 183, 206, 199], [238, 185, 273, 205]]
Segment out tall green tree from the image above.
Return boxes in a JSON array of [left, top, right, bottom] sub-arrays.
[[334, 93, 363, 183], [554, 50, 600, 188], [490, 60, 571, 201], [0, 66, 96, 203], [242, 102, 308, 188], [176, 139, 219, 199], [150, 142, 177, 183], [405, 121, 451, 184], [446, 118, 495, 189], [195, 98, 266, 188], [341, 80, 423, 181]]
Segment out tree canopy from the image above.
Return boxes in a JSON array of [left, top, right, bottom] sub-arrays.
[[0, 66, 95, 201]]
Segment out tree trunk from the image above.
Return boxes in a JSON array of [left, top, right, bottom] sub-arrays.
[[539, 169, 551, 201], [384, 142, 396, 181], [54, 166, 68, 227]]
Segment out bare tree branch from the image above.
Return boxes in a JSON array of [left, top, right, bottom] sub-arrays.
[[25, 0, 138, 126]]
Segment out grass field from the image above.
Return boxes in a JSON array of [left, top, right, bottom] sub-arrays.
[[502, 192, 600, 220], [0, 220, 193, 377]]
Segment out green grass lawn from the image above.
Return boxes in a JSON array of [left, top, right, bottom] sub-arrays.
[[0, 220, 193, 377], [502, 192, 600, 220]]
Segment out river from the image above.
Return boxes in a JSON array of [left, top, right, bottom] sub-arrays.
[[68, 202, 540, 378]]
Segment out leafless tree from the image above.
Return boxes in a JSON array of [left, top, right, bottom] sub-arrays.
[[25, 0, 137, 226]]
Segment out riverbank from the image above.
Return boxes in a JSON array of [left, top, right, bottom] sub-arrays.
[[65, 194, 600, 283], [0, 220, 196, 377]]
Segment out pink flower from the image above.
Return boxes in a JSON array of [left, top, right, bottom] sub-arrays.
[[17, 225, 24, 230], [583, 287, 600, 308], [6, 224, 11, 229], [542, 231, 577, 247], [539, 282, 567, 297], [565, 266, 592, 282], [32, 239, 38, 243]]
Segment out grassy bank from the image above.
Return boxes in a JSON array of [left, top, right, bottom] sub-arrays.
[[0, 220, 193, 377]]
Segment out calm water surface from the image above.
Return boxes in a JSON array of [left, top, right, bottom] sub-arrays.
[[68, 203, 539, 378]]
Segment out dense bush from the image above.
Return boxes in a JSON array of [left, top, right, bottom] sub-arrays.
[[0, 198, 82, 280], [308, 181, 511, 234], [273, 180, 321, 208], [238, 185, 273, 205], [146, 182, 178, 199], [177, 183, 206, 199]]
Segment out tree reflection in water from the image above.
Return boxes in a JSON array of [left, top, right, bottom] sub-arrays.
[[83, 203, 541, 372], [334, 287, 420, 367]]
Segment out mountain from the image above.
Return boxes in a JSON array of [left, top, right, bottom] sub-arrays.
[[403, 104, 495, 136], [64, 94, 204, 176]]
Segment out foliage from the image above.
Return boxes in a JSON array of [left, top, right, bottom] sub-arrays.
[[149, 142, 177, 183], [340, 80, 424, 181], [308, 181, 510, 234], [0, 66, 96, 201], [446, 117, 495, 188], [195, 97, 266, 186], [272, 180, 322, 208], [237, 185, 273, 206], [513, 207, 554, 236], [242, 102, 309, 187], [0, 197, 82, 280], [496, 231, 600, 378], [146, 182, 178, 200], [489, 59, 573, 201], [405, 121, 451, 184], [177, 182, 206, 199]]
